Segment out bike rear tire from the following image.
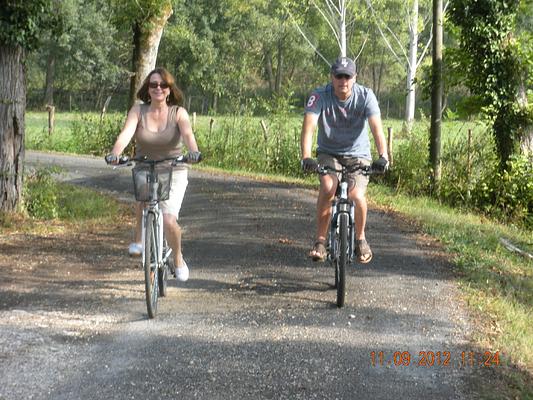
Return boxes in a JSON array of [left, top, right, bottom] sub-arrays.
[[336, 213, 348, 308], [144, 212, 159, 318]]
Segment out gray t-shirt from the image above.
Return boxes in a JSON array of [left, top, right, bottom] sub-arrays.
[[304, 82, 380, 159]]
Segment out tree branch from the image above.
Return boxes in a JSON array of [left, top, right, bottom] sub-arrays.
[[287, 10, 331, 66]]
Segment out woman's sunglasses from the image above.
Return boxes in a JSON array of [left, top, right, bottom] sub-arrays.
[[148, 81, 170, 89]]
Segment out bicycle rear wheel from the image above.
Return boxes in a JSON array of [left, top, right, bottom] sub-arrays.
[[144, 212, 159, 318], [336, 213, 348, 308]]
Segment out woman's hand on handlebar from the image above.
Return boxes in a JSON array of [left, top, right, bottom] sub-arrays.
[[186, 151, 202, 164], [105, 153, 118, 165], [105, 153, 129, 165]]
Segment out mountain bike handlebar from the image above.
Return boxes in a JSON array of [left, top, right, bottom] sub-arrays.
[[316, 163, 385, 176]]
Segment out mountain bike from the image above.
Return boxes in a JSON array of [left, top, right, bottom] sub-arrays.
[[107, 154, 193, 318], [316, 162, 380, 308]]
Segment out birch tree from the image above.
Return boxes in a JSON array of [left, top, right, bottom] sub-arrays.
[[288, 0, 359, 64], [366, 0, 437, 131]]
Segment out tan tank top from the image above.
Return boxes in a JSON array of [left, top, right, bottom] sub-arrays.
[[135, 104, 184, 161]]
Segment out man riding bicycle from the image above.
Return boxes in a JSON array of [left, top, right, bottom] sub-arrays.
[[300, 57, 389, 264]]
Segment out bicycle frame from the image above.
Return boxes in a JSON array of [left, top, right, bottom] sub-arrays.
[[325, 166, 361, 265], [107, 153, 193, 318], [318, 162, 371, 307], [141, 202, 168, 281]]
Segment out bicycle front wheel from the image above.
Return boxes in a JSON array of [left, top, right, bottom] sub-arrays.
[[158, 240, 170, 297], [336, 213, 348, 308], [144, 212, 159, 318]]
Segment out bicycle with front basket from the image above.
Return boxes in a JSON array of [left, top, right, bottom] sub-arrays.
[[106, 154, 196, 318], [316, 162, 382, 308]]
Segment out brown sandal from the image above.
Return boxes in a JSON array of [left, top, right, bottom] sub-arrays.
[[355, 239, 373, 264], [309, 241, 327, 262]]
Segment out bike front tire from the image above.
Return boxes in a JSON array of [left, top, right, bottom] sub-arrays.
[[336, 213, 348, 308], [144, 212, 159, 318]]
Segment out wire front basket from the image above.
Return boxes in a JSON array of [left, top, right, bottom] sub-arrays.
[[132, 164, 173, 202]]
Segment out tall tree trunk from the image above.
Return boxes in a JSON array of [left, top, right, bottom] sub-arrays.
[[275, 40, 283, 94], [430, 0, 443, 185], [404, 0, 418, 132], [0, 45, 25, 212], [128, 4, 173, 108], [377, 57, 385, 99], [264, 50, 274, 93], [44, 52, 55, 106], [212, 93, 218, 114], [518, 81, 533, 156], [340, 0, 347, 57]]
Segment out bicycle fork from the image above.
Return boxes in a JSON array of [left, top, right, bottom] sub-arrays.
[[328, 181, 355, 263], [141, 208, 164, 268]]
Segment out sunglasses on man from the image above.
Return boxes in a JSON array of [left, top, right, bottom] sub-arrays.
[[148, 81, 170, 89], [334, 74, 352, 80]]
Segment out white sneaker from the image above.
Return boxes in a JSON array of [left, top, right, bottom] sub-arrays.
[[176, 260, 189, 282], [128, 242, 142, 257]]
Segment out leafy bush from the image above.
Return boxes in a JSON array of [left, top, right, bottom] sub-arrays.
[[70, 113, 125, 155], [23, 168, 61, 219], [23, 167, 121, 221], [472, 154, 533, 228], [382, 126, 432, 195], [382, 122, 532, 229]]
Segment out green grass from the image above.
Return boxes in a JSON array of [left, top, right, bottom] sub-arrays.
[[26, 111, 81, 152]]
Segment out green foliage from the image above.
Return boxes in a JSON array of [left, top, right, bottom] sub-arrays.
[[111, 0, 171, 28], [23, 168, 60, 219], [382, 121, 532, 228], [23, 167, 121, 220], [0, 0, 60, 49], [70, 114, 127, 156], [448, 0, 532, 168], [26, 0, 131, 111], [472, 154, 533, 227], [383, 126, 432, 195]]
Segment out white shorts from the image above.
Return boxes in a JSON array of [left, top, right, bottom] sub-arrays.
[[160, 169, 188, 218]]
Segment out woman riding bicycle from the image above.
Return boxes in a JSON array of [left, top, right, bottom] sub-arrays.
[[300, 57, 389, 264], [107, 67, 200, 282]]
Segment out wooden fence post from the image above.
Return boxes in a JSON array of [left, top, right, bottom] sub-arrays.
[[467, 128, 472, 200], [46, 104, 55, 136], [192, 112, 197, 132], [387, 127, 394, 167], [209, 118, 215, 136], [100, 95, 112, 122], [260, 120, 270, 160]]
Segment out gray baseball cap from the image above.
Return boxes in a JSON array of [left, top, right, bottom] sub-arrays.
[[331, 57, 356, 77]]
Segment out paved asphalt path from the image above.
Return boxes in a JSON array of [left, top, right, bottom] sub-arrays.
[[1, 151, 475, 399]]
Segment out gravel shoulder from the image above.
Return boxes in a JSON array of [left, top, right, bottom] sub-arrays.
[[0, 151, 480, 399]]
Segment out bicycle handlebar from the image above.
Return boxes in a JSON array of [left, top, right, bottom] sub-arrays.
[[105, 153, 202, 166], [316, 163, 384, 176]]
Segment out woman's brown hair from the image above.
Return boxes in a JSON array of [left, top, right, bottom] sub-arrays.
[[136, 67, 184, 106]]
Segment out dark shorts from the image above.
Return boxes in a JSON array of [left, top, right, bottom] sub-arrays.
[[317, 153, 371, 191]]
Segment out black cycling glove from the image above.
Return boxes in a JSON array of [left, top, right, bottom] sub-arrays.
[[371, 156, 389, 173], [301, 158, 318, 173]]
